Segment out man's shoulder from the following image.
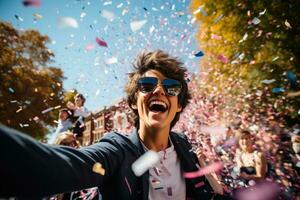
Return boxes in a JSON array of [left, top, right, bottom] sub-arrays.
[[100, 131, 130, 141], [170, 131, 188, 138], [97, 131, 135, 147], [170, 131, 190, 143]]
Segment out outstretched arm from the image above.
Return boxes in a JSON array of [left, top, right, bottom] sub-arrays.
[[0, 125, 122, 199]]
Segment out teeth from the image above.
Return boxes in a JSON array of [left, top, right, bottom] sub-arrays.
[[149, 101, 167, 109]]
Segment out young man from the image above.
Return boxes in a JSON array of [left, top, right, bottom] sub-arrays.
[[0, 50, 232, 200]]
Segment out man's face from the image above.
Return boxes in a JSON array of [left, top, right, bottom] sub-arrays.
[[59, 111, 68, 121], [75, 97, 84, 107], [133, 70, 182, 130]]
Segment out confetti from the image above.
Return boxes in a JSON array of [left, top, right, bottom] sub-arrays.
[[211, 34, 222, 40], [130, 20, 147, 32], [252, 17, 261, 25], [101, 10, 115, 21], [272, 56, 279, 61], [103, 1, 112, 6], [124, 177, 132, 195], [16, 106, 23, 113], [14, 15, 24, 22], [131, 151, 159, 176], [92, 162, 105, 175], [41, 107, 54, 114], [194, 51, 204, 57], [271, 88, 284, 93], [105, 57, 118, 65], [80, 12, 86, 18], [193, 5, 207, 16], [9, 87, 15, 93], [261, 79, 276, 84], [22, 0, 40, 7], [183, 162, 223, 178], [33, 13, 43, 20], [54, 105, 61, 109], [259, 9, 267, 16], [239, 32, 248, 43], [96, 37, 108, 47], [284, 20, 292, 29], [214, 14, 224, 24], [194, 181, 205, 188], [85, 43, 95, 51], [217, 55, 229, 63], [57, 17, 78, 28]]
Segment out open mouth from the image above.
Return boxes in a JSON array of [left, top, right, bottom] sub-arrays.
[[148, 100, 168, 113]]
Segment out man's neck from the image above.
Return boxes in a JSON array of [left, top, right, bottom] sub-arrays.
[[138, 125, 170, 152]]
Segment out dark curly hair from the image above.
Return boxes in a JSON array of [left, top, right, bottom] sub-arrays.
[[124, 50, 191, 130]]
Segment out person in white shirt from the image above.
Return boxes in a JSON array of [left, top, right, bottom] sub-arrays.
[[67, 93, 89, 145]]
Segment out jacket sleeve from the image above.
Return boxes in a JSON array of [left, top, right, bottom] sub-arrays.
[[0, 125, 123, 198]]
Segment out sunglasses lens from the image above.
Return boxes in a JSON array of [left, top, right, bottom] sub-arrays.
[[138, 77, 157, 93], [163, 79, 181, 96]]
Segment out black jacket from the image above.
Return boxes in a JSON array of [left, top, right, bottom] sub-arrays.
[[0, 125, 232, 200]]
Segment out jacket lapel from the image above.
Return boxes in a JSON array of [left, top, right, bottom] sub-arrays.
[[129, 130, 149, 200]]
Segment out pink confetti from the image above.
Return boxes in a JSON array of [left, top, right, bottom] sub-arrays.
[[211, 34, 222, 40], [96, 37, 108, 47], [221, 137, 237, 148], [235, 181, 280, 200], [194, 181, 205, 188], [184, 162, 223, 179], [124, 177, 132, 195], [22, 0, 40, 7], [85, 43, 95, 51], [217, 55, 229, 63]]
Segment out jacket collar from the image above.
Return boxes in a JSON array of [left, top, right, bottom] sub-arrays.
[[129, 129, 149, 200]]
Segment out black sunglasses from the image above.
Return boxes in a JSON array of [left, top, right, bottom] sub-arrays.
[[137, 77, 182, 96]]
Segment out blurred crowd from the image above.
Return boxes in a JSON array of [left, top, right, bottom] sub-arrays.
[[48, 88, 300, 199], [173, 79, 300, 199]]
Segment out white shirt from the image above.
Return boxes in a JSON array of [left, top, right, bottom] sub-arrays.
[[143, 139, 186, 200]]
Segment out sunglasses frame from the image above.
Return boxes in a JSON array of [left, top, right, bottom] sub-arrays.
[[137, 77, 182, 96]]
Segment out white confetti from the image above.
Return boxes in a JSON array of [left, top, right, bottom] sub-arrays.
[[132, 151, 159, 176], [130, 20, 147, 32], [259, 9, 267, 16], [103, 1, 112, 6], [149, 25, 155, 34], [284, 20, 292, 29], [57, 17, 78, 28], [252, 17, 261, 25], [33, 13, 43, 20], [101, 10, 115, 21], [105, 57, 118, 65], [261, 79, 276, 84], [80, 12, 86, 18], [116, 3, 123, 8], [41, 107, 54, 114]]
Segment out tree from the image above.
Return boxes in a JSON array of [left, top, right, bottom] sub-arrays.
[[0, 21, 65, 139], [190, 0, 300, 125]]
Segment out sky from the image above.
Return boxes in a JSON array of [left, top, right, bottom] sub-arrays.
[[0, 0, 201, 112]]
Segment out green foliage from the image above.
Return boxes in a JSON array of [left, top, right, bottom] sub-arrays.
[[190, 0, 300, 123], [0, 21, 65, 139]]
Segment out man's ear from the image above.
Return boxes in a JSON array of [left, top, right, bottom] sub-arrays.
[[177, 104, 182, 112]]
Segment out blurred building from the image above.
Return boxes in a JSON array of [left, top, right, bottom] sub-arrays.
[[82, 99, 133, 146]]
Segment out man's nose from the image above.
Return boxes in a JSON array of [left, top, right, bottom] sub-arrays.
[[152, 83, 166, 96]]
